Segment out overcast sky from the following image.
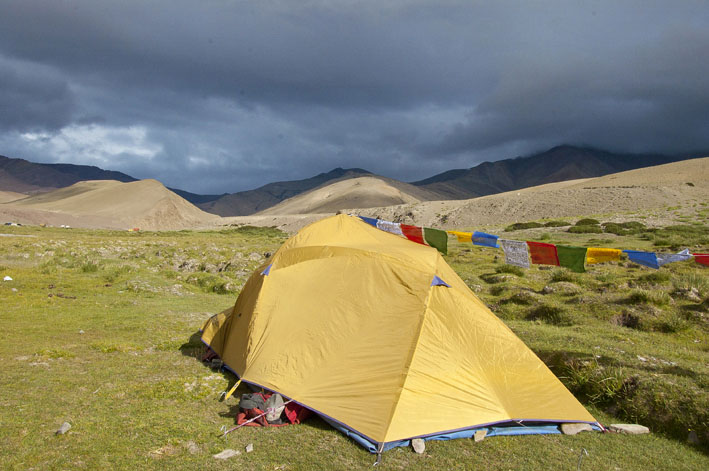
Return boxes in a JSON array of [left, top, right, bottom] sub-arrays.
[[1, 1, 708, 194]]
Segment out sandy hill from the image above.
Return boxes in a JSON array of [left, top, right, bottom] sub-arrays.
[[258, 176, 439, 215], [2, 179, 217, 230], [0, 190, 27, 203], [360, 157, 709, 229]]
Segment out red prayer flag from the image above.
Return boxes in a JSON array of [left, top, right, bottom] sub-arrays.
[[693, 253, 709, 266], [527, 241, 560, 266], [401, 224, 425, 245]]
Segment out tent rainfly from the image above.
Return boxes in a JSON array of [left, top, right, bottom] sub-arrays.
[[201, 214, 599, 452]]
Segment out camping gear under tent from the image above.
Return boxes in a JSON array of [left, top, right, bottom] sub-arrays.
[[201, 214, 599, 452]]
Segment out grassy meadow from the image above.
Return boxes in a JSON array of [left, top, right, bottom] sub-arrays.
[[1, 208, 708, 470]]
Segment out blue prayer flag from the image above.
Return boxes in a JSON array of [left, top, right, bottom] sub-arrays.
[[623, 250, 659, 269], [472, 231, 500, 248], [359, 216, 378, 227]]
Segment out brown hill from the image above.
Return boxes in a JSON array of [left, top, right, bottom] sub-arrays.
[[258, 176, 437, 215], [0, 154, 136, 193], [2, 179, 217, 230], [360, 157, 709, 229], [413, 145, 696, 199]]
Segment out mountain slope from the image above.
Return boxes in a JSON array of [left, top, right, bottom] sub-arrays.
[[413, 146, 692, 199], [0, 154, 137, 193], [199, 167, 375, 216]]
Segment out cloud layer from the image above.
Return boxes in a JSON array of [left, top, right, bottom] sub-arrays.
[[1, 1, 708, 193]]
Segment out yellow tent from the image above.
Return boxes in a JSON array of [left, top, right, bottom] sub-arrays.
[[201, 214, 597, 451]]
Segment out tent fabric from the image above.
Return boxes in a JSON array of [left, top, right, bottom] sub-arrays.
[[201, 214, 597, 449], [423, 227, 448, 254], [401, 224, 425, 245], [586, 247, 622, 264], [556, 245, 588, 273], [472, 231, 500, 248], [499, 239, 531, 268], [694, 253, 709, 266], [624, 250, 660, 269], [526, 241, 559, 266]]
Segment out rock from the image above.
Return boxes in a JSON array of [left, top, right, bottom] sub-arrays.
[[245, 443, 254, 453], [609, 424, 650, 435], [56, 422, 71, 435], [474, 430, 487, 442], [3, 276, 12, 281], [213, 449, 240, 459], [79, 330, 85, 334], [411, 438, 425, 454], [561, 423, 593, 435]]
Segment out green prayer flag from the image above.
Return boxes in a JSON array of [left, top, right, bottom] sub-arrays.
[[556, 245, 588, 273], [423, 227, 448, 255]]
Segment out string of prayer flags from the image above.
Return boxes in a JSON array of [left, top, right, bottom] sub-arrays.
[[527, 241, 559, 266], [376, 219, 403, 237], [424, 227, 448, 255], [359, 216, 377, 227], [586, 247, 622, 264], [472, 231, 500, 248], [500, 239, 531, 268], [694, 253, 709, 266], [401, 224, 425, 245], [448, 231, 473, 243], [556, 245, 588, 273], [656, 248, 692, 267]]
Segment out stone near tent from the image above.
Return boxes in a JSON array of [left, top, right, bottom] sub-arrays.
[[560, 423, 593, 435], [213, 449, 240, 459], [609, 424, 650, 435], [55, 422, 71, 435], [245, 443, 254, 453], [411, 438, 425, 454], [3, 276, 12, 281], [474, 430, 487, 442]]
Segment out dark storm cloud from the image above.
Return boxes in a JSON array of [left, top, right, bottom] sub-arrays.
[[0, 1, 707, 194]]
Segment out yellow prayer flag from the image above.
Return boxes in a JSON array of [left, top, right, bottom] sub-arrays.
[[447, 231, 472, 243], [586, 247, 622, 264]]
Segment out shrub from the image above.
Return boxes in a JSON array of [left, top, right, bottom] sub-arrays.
[[575, 218, 600, 226], [568, 225, 603, 234], [504, 222, 543, 231], [543, 220, 569, 227]]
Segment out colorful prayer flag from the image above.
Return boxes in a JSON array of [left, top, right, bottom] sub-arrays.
[[424, 227, 448, 255], [693, 253, 709, 266], [500, 239, 530, 268], [401, 224, 425, 245], [623, 250, 659, 269], [359, 216, 377, 227], [448, 231, 472, 243], [472, 231, 500, 248], [557, 245, 588, 273], [376, 219, 403, 237], [586, 247, 622, 264], [527, 241, 559, 266], [656, 248, 692, 267]]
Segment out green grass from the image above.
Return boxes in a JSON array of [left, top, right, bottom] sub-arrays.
[[1, 219, 708, 470]]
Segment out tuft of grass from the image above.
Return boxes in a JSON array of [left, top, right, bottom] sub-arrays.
[[639, 271, 671, 284], [575, 218, 600, 226], [672, 272, 709, 297], [550, 268, 578, 283], [495, 265, 525, 277], [81, 261, 99, 273], [626, 289, 672, 306], [543, 220, 569, 227], [526, 305, 574, 326], [504, 221, 543, 231]]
